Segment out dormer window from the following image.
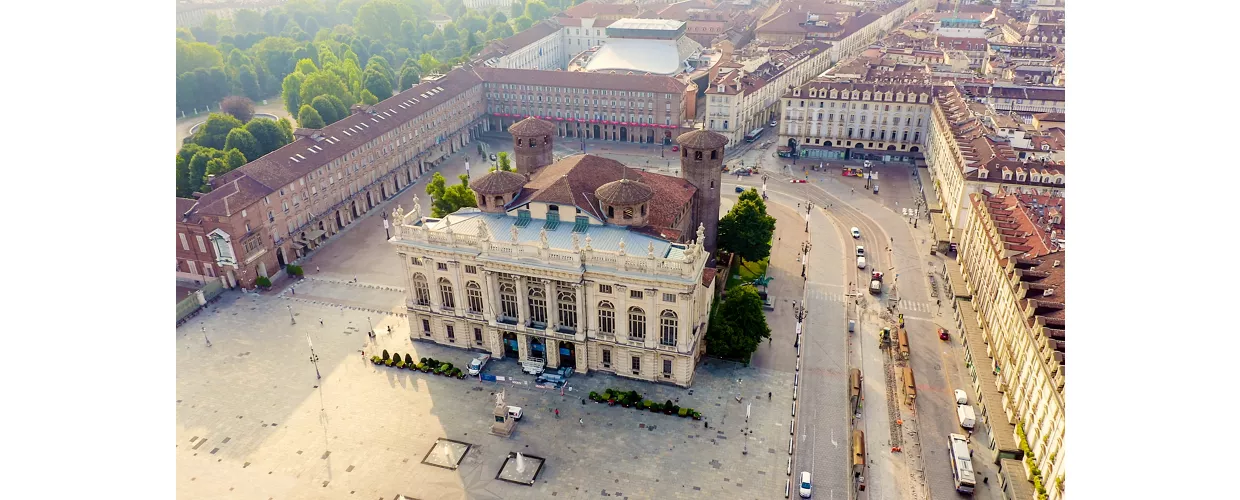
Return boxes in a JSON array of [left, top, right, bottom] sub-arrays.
[[830, 89, 838, 98], [862, 91, 871, 100], [1031, 172, 1041, 183], [793, 87, 801, 96], [1002, 170, 1012, 180], [979, 168, 989, 179], [807, 88, 815, 97], [1056, 175, 1064, 184], [1041, 144, 1051, 151], [1016, 170, 1026, 182]]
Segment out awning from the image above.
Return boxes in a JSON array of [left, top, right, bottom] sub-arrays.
[[947, 264, 970, 299], [930, 213, 951, 244], [305, 229, 326, 240]]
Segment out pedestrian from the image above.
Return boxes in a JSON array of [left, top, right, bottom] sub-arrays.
[[316, 266, 321, 273], [291, 287, 295, 295], [320, 318, 324, 326], [578, 417, 584, 426], [555, 408, 560, 418], [768, 391, 772, 401], [704, 420, 709, 429], [387, 325, 392, 334]]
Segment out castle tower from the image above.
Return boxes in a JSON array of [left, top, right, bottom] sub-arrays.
[[676, 130, 728, 257], [508, 117, 555, 178]]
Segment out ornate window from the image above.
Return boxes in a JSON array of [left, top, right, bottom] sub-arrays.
[[558, 289, 577, 329], [660, 310, 678, 346], [598, 301, 616, 334], [499, 282, 519, 319], [412, 273, 431, 306], [628, 307, 646, 340], [466, 281, 484, 314], [438, 278, 455, 309], [528, 286, 548, 324]]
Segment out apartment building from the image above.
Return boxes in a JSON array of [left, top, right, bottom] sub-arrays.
[[954, 189, 1065, 500], [476, 20, 567, 71], [777, 80, 934, 162], [703, 41, 836, 146]]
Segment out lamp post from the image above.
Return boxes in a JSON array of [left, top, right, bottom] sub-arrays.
[[308, 335, 321, 380], [287, 304, 296, 325], [382, 211, 390, 239], [202, 326, 211, 347], [367, 316, 375, 337]]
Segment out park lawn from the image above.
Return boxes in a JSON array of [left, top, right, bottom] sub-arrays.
[[727, 256, 769, 290]]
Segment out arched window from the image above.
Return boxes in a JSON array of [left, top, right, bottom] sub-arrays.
[[494, 195, 504, 207], [528, 287, 547, 324], [608, 206, 615, 218], [694, 151, 703, 161], [710, 149, 717, 159], [623, 207, 634, 219], [518, 138, 524, 146], [640, 204, 646, 216], [598, 301, 615, 334], [682, 148, 688, 158], [466, 281, 484, 314], [628, 306, 646, 340], [557, 289, 577, 329], [438, 278, 455, 309], [499, 282, 519, 319], [660, 310, 678, 346], [413, 273, 431, 306]]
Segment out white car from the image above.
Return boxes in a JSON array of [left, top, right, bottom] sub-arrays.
[[856, 245, 865, 256], [799, 471, 812, 498], [467, 354, 490, 376], [857, 256, 866, 269], [770, 120, 778, 127], [955, 389, 968, 405], [851, 227, 861, 238]]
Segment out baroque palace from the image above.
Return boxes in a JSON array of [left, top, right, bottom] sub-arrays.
[[388, 119, 727, 387]]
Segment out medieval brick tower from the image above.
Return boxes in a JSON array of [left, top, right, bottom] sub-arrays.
[[508, 117, 555, 178], [676, 130, 728, 257]]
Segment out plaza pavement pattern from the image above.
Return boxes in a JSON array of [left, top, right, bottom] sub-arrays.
[[177, 291, 795, 499]]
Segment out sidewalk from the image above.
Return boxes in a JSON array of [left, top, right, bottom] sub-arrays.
[[748, 201, 810, 372]]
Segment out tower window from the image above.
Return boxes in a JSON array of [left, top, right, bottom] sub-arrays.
[[694, 151, 702, 160], [710, 150, 717, 159]]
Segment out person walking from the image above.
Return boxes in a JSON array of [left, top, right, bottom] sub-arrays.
[[554, 408, 560, 418], [316, 266, 321, 273], [320, 318, 324, 326], [768, 392, 772, 401], [578, 417, 584, 426]]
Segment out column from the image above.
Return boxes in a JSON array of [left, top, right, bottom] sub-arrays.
[[517, 333, 528, 361], [427, 259, 443, 310], [617, 285, 629, 340], [483, 271, 499, 323], [645, 288, 658, 350], [545, 279, 559, 331], [575, 283, 586, 341], [517, 275, 530, 326]]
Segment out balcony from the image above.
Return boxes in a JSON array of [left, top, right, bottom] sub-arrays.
[[496, 315, 518, 326]]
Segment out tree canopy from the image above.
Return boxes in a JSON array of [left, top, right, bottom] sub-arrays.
[[718, 188, 777, 266], [426, 172, 478, 217], [298, 104, 326, 128], [705, 285, 771, 361]]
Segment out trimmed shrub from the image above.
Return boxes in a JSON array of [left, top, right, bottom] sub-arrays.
[[382, 350, 390, 361], [678, 408, 689, 417], [396, 360, 406, 369], [404, 354, 413, 365], [255, 276, 272, 288], [286, 264, 304, 276], [589, 391, 600, 401], [384, 359, 393, 366]]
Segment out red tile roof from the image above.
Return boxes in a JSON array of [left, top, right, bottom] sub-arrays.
[[177, 198, 198, 222], [473, 66, 688, 94]]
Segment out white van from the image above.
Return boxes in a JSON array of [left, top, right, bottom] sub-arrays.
[[957, 404, 976, 429], [467, 354, 490, 376], [857, 256, 866, 269]]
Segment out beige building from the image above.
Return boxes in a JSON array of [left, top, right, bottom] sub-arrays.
[[953, 189, 1065, 500], [777, 80, 933, 161], [388, 122, 728, 387]]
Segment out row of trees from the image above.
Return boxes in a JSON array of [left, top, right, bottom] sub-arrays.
[[176, 109, 296, 197], [707, 189, 778, 361], [177, 0, 578, 115]]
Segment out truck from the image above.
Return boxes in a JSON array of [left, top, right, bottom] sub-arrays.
[[957, 404, 976, 430], [467, 354, 491, 376], [869, 271, 884, 294]]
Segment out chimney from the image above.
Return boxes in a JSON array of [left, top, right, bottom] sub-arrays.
[[1052, 260, 1061, 268], [1042, 288, 1054, 297], [207, 175, 216, 189]]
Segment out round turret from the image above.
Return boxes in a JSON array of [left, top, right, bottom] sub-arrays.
[[472, 170, 527, 213], [508, 117, 555, 177], [676, 129, 727, 257], [596, 178, 654, 226]]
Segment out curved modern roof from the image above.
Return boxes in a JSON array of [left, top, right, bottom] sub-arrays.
[[583, 37, 702, 76]]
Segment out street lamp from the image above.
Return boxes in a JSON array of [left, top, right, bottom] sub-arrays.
[[382, 211, 390, 239], [367, 316, 375, 337], [308, 335, 321, 380], [287, 304, 296, 325], [201, 326, 212, 347]]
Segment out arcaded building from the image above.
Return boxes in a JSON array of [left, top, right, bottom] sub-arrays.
[[388, 119, 726, 386]]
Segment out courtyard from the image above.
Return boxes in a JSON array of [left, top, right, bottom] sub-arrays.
[[176, 290, 794, 499]]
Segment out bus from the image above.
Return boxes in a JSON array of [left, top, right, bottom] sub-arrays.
[[948, 433, 977, 494], [745, 128, 764, 142]]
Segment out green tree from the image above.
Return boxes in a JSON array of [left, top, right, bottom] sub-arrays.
[[717, 188, 776, 272], [176, 39, 223, 75], [299, 69, 354, 109], [363, 68, 393, 100], [354, 0, 416, 43], [234, 9, 265, 33], [226, 148, 248, 170], [276, 117, 295, 139], [513, 16, 535, 32], [251, 36, 301, 80], [224, 128, 261, 162], [417, 53, 440, 72], [298, 104, 326, 128], [192, 113, 244, 150], [524, 0, 551, 20], [311, 94, 343, 123], [704, 285, 770, 361], [491, 12, 508, 25], [496, 152, 513, 172], [397, 63, 420, 91], [238, 65, 262, 100], [281, 72, 306, 115], [360, 88, 379, 105], [187, 150, 215, 194], [295, 57, 319, 75], [176, 27, 195, 42], [510, 1, 525, 19], [175, 155, 192, 197], [245, 118, 292, 157], [425, 172, 478, 217]]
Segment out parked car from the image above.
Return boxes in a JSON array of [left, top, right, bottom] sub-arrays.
[[851, 227, 861, 238], [938, 327, 950, 341], [799, 471, 812, 498], [856, 256, 866, 269], [467, 354, 490, 376], [490, 153, 497, 161], [770, 120, 779, 128], [732, 169, 752, 176], [954, 389, 968, 405], [856, 245, 865, 256]]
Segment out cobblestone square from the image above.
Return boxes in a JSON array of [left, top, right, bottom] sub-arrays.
[[177, 292, 794, 499]]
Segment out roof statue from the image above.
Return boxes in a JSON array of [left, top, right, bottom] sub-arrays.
[[477, 220, 491, 241], [617, 238, 626, 255], [584, 234, 593, 251], [510, 225, 520, 243], [539, 228, 549, 248], [647, 241, 655, 258], [412, 197, 422, 220], [696, 222, 706, 245], [572, 233, 581, 252]]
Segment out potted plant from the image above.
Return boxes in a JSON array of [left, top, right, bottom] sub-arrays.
[[384, 358, 393, 367], [381, 350, 390, 362], [589, 391, 600, 402], [371, 355, 381, 365], [664, 400, 675, 415], [678, 408, 689, 417], [396, 359, 406, 369], [256, 276, 272, 290], [642, 400, 652, 410], [404, 354, 414, 366], [286, 264, 303, 277]]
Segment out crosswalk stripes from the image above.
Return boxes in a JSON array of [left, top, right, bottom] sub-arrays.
[[897, 299, 933, 313]]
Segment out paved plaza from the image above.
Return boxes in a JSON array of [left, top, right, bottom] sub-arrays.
[[177, 291, 795, 499]]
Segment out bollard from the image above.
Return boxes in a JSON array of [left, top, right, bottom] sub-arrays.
[[788, 436, 795, 455], [785, 479, 791, 498], [794, 373, 798, 387], [796, 357, 800, 371], [791, 401, 796, 417], [789, 419, 795, 435], [793, 385, 797, 401], [787, 457, 792, 476]]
